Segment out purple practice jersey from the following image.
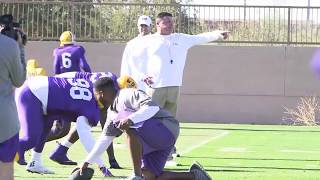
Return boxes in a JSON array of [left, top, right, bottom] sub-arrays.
[[74, 72, 120, 90], [53, 44, 91, 74], [57, 72, 120, 90], [46, 76, 100, 126]]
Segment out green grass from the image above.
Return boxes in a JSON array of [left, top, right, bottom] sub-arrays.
[[14, 123, 320, 180]]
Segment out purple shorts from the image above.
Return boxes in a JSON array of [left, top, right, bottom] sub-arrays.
[[0, 133, 19, 162], [134, 119, 176, 176]]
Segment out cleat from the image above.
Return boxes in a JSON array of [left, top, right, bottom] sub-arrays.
[[189, 161, 212, 180], [49, 142, 77, 165], [109, 158, 122, 169], [26, 160, 55, 174], [100, 166, 113, 177]]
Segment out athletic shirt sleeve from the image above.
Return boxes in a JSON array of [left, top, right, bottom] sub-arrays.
[[180, 32, 224, 49], [53, 48, 61, 74], [85, 135, 115, 164], [102, 110, 123, 137], [79, 46, 92, 73]]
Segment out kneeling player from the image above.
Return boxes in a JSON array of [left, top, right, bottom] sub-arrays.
[[79, 77, 212, 180], [15, 75, 112, 176]]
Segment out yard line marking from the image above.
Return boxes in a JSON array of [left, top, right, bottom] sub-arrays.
[[306, 164, 319, 168], [280, 149, 320, 154], [219, 147, 250, 153], [180, 131, 230, 156]]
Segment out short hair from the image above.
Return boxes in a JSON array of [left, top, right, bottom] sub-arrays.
[[94, 77, 117, 93], [157, 12, 173, 19]]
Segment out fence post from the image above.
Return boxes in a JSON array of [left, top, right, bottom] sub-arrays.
[[287, 7, 291, 45], [70, 0, 75, 34], [177, 4, 182, 33]]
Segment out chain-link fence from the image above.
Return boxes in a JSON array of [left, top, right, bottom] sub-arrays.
[[1, 1, 320, 45]]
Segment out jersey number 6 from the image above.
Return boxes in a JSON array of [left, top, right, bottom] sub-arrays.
[[62, 52, 72, 68]]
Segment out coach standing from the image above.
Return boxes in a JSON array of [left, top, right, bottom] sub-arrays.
[[143, 12, 228, 117], [126, 12, 229, 164], [0, 27, 26, 179], [121, 15, 152, 91], [123, 12, 229, 116]]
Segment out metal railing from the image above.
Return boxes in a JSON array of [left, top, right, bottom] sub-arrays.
[[1, 1, 320, 45]]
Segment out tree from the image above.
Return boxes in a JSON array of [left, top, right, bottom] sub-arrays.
[[0, 0, 196, 41]]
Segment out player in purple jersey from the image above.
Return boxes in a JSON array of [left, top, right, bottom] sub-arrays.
[[51, 31, 91, 145], [15, 76, 112, 176], [50, 31, 92, 164], [47, 72, 122, 169], [53, 31, 91, 74]]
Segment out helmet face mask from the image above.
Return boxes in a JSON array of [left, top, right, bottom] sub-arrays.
[[60, 31, 74, 46]]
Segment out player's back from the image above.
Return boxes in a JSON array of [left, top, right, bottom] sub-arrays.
[[53, 44, 85, 74], [46, 76, 100, 126], [56, 72, 119, 88], [19, 76, 100, 126]]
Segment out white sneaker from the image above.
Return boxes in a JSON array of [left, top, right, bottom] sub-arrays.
[[26, 160, 55, 174]]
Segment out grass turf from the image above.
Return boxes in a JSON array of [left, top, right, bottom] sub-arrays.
[[14, 123, 320, 180]]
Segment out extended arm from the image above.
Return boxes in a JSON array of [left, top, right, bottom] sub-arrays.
[[76, 116, 104, 167]]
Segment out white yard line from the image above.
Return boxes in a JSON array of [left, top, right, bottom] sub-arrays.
[[280, 149, 320, 154], [220, 147, 249, 153], [179, 131, 230, 156]]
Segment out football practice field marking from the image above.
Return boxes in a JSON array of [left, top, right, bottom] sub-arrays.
[[179, 131, 230, 156], [14, 123, 320, 180], [219, 147, 249, 153], [280, 149, 320, 154]]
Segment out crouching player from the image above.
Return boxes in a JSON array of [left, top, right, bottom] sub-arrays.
[[47, 72, 136, 169], [78, 77, 212, 180], [47, 72, 127, 169], [15, 75, 112, 176]]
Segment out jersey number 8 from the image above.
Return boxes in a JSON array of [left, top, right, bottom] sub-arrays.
[[67, 78, 92, 101]]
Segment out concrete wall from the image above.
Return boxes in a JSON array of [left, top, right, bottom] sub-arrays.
[[25, 41, 320, 124]]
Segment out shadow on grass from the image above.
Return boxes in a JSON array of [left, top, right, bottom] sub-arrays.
[[182, 156, 320, 162], [180, 126, 320, 133]]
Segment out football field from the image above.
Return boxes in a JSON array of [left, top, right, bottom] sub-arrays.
[[14, 123, 320, 180]]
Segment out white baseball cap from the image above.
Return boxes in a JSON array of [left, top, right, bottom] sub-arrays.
[[137, 15, 152, 27]]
